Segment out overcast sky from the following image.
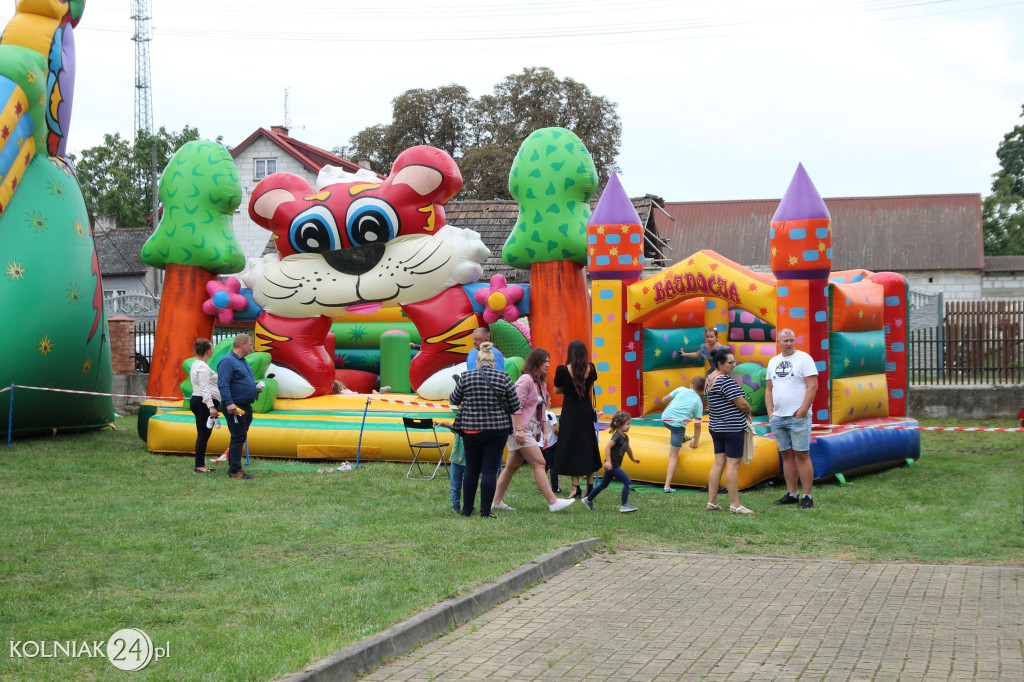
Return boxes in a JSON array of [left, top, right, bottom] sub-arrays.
[[12, 0, 1024, 202]]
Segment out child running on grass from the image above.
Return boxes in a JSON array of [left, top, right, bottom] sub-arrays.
[[583, 411, 640, 513]]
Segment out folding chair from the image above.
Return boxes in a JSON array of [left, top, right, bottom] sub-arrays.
[[402, 417, 450, 480]]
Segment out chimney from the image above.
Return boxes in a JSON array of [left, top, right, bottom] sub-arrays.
[[270, 125, 289, 137], [94, 213, 116, 235]]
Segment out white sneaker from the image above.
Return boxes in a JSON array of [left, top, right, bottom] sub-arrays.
[[492, 502, 516, 512], [619, 504, 638, 513], [549, 498, 575, 512]]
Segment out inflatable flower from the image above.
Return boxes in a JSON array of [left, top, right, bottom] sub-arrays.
[[202, 277, 249, 324], [473, 274, 524, 323]]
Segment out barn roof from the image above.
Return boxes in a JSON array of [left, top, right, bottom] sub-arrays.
[[658, 194, 983, 272]]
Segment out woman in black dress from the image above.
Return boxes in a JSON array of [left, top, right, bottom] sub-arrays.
[[553, 339, 602, 499]]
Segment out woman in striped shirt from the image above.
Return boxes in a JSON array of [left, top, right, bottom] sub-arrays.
[[704, 348, 754, 514]]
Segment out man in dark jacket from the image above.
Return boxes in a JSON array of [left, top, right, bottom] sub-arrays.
[[217, 334, 261, 479]]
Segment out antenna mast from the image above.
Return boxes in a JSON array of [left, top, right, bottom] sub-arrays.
[[130, 0, 154, 135]]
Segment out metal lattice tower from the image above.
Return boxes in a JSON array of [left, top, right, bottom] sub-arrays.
[[130, 0, 153, 134]]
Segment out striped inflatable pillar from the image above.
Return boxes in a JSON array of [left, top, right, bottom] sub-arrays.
[[864, 272, 910, 417], [587, 173, 644, 417], [828, 281, 888, 424], [769, 164, 833, 424]]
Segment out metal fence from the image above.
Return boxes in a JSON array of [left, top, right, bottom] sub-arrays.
[[909, 299, 1024, 386], [909, 328, 1024, 385], [132, 319, 253, 373], [104, 293, 160, 319]]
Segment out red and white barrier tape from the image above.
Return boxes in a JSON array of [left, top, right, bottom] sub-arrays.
[[369, 396, 453, 410], [1, 384, 182, 401], [810, 423, 1024, 433], [8, 384, 1015, 432]]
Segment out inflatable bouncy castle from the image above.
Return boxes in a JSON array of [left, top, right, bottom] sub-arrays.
[[589, 164, 919, 486], [142, 129, 918, 489], [0, 1, 115, 436]]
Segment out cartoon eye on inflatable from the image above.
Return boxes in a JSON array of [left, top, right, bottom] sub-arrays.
[[289, 206, 340, 254], [345, 197, 398, 247]]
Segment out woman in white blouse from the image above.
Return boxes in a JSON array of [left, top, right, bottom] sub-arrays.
[[189, 338, 221, 473]]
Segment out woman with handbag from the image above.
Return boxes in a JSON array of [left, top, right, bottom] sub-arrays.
[[704, 348, 755, 514], [188, 338, 221, 474], [553, 339, 603, 499], [491, 348, 575, 513], [449, 342, 522, 518]]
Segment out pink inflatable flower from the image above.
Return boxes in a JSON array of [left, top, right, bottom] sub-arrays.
[[473, 274, 524, 324], [202, 277, 249, 324]]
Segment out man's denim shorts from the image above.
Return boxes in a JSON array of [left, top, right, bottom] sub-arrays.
[[770, 414, 811, 451]]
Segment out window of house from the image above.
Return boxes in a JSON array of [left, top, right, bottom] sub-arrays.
[[254, 158, 278, 180], [103, 289, 127, 300]]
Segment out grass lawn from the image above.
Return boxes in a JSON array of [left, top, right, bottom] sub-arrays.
[[1, 416, 1021, 680]]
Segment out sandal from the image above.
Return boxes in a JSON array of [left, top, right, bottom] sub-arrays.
[[729, 505, 754, 515], [705, 503, 722, 511], [194, 467, 215, 474]]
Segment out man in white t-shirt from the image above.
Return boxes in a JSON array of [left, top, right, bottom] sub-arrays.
[[765, 328, 819, 509]]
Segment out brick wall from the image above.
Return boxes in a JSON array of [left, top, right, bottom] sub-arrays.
[[904, 270, 982, 300], [108, 315, 136, 375], [981, 272, 1024, 298]]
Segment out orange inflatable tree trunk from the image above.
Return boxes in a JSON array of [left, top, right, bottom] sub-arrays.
[[530, 260, 590, 407], [146, 264, 217, 397]]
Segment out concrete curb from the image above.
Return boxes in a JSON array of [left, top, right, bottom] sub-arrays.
[[277, 537, 602, 682]]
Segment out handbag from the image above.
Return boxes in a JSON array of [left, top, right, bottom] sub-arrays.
[[741, 421, 755, 464]]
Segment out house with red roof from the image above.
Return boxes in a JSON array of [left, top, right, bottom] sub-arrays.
[[229, 126, 381, 259]]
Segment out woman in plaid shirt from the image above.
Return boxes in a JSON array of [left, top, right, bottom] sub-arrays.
[[450, 342, 522, 518]]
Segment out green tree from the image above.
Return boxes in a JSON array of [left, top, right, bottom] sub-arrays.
[[983, 104, 1024, 255], [70, 126, 204, 228], [341, 68, 621, 200]]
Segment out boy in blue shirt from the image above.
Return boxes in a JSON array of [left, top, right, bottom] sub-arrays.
[[661, 375, 705, 492]]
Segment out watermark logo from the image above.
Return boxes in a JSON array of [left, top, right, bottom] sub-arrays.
[[106, 628, 154, 672], [10, 628, 168, 672]]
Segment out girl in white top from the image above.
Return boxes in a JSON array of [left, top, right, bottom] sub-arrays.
[[189, 338, 222, 473]]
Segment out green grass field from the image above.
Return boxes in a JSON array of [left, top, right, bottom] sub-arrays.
[[1, 417, 1021, 680]]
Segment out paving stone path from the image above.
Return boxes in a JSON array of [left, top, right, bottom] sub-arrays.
[[363, 551, 1024, 681]]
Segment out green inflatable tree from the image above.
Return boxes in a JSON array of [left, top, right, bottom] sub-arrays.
[[504, 128, 597, 403], [140, 141, 243, 397]]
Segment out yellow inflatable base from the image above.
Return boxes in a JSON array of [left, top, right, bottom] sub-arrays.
[[144, 396, 779, 489]]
